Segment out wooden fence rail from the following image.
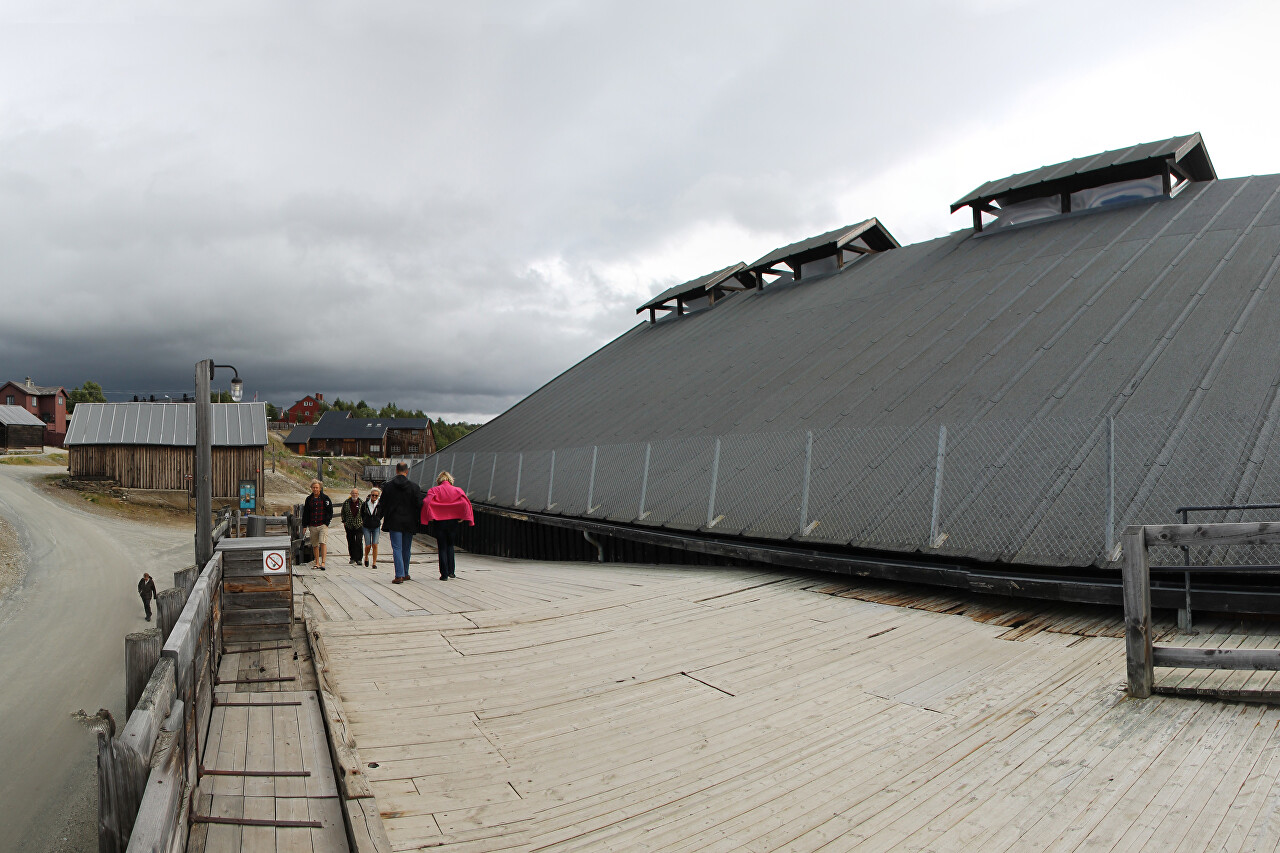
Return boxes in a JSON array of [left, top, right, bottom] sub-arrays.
[[1122, 522, 1280, 698]]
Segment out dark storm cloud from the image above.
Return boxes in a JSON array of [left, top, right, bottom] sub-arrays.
[[0, 0, 1223, 419]]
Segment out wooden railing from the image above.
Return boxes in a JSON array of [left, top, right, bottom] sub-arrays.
[[99, 509, 293, 852], [1122, 522, 1280, 698]]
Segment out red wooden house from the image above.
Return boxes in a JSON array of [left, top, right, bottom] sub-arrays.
[[285, 393, 325, 424], [0, 377, 69, 445]]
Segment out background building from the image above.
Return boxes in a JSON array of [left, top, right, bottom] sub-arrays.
[[0, 378, 68, 446], [66, 402, 267, 498], [302, 410, 434, 458], [0, 405, 47, 451], [419, 134, 1280, 611]]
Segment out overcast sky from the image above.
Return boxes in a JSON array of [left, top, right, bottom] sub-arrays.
[[1, 0, 1276, 421]]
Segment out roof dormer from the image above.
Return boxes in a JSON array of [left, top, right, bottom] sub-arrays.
[[952, 133, 1217, 233], [637, 263, 754, 324], [743, 219, 899, 288]]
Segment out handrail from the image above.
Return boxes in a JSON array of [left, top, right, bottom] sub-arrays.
[[1122, 522, 1280, 698]]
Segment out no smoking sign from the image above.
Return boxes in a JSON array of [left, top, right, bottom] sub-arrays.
[[263, 550, 288, 575]]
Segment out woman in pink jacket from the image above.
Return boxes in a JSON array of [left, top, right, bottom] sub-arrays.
[[421, 471, 475, 580]]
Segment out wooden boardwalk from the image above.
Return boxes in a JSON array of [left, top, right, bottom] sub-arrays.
[[300, 549, 1280, 852], [187, 624, 349, 852]]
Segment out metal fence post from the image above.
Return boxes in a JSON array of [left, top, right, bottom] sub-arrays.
[[929, 425, 948, 547], [638, 443, 651, 520], [488, 454, 497, 501], [586, 446, 598, 513], [467, 452, 476, 494], [799, 430, 813, 535], [706, 438, 722, 528], [547, 450, 556, 510], [1106, 415, 1116, 559], [432, 454, 439, 484], [514, 453, 523, 505]]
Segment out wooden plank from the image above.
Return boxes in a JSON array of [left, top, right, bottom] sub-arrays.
[[1153, 645, 1280, 671], [1143, 521, 1280, 548]]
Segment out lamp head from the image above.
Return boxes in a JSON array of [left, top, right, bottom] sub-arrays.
[[230, 378, 244, 402]]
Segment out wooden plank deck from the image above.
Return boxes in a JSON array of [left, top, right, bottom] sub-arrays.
[[187, 624, 348, 853], [299, 548, 1280, 852]]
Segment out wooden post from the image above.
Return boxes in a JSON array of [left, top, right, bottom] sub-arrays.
[[1122, 525, 1154, 698], [156, 588, 184, 644], [125, 628, 162, 717], [195, 359, 212, 567], [173, 565, 197, 598]]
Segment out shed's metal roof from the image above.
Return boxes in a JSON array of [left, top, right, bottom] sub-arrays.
[[637, 263, 748, 313], [0, 405, 46, 426], [66, 403, 268, 446], [952, 133, 1216, 211], [308, 411, 430, 440], [437, 167, 1280, 569]]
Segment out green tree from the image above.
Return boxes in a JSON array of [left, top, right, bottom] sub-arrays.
[[265, 402, 280, 420], [67, 381, 107, 413], [432, 420, 481, 450], [210, 390, 234, 402]]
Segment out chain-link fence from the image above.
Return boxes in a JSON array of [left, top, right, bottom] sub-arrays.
[[414, 410, 1280, 568]]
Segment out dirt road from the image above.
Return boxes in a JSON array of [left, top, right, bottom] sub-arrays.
[[0, 465, 189, 851]]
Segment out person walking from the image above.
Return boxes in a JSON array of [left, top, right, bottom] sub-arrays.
[[341, 487, 364, 565], [361, 486, 384, 566], [138, 573, 157, 621], [380, 463, 423, 584], [301, 479, 334, 570], [422, 471, 474, 581]]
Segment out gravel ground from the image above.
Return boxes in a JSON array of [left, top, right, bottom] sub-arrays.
[[0, 512, 24, 604]]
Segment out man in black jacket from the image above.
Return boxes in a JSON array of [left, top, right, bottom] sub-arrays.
[[380, 463, 423, 583], [301, 480, 334, 570], [138, 573, 157, 621]]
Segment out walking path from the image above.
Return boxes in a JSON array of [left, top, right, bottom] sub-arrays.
[[299, 549, 1280, 852], [0, 464, 189, 851]]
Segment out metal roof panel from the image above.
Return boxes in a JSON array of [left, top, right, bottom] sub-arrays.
[[64, 403, 268, 446]]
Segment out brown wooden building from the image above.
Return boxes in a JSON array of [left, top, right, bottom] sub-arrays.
[[66, 402, 268, 498], [302, 411, 434, 458], [0, 404, 47, 450]]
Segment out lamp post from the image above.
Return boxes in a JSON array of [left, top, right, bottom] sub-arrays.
[[195, 359, 243, 567]]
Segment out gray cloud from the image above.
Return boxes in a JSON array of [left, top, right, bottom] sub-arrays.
[[0, 0, 1228, 420]]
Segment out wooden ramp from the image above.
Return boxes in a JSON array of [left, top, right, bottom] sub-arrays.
[[187, 630, 349, 852], [301, 551, 1280, 853]]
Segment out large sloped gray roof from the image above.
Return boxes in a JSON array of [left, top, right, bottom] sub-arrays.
[[66, 403, 268, 446], [0, 405, 46, 426], [437, 170, 1280, 569]]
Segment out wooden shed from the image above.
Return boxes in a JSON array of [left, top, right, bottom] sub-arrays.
[[0, 404, 46, 451], [66, 402, 268, 498]]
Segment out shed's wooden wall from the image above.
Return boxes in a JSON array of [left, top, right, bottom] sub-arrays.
[[68, 445, 264, 498], [1, 423, 46, 450]]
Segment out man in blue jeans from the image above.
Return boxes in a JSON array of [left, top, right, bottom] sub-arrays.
[[379, 462, 424, 583]]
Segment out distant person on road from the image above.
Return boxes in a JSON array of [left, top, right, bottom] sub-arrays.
[[138, 573, 157, 621], [341, 488, 364, 566], [361, 486, 384, 567], [422, 471, 474, 581], [380, 463, 423, 584], [302, 480, 333, 570]]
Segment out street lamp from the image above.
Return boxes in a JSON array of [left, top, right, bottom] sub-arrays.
[[195, 359, 243, 566]]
